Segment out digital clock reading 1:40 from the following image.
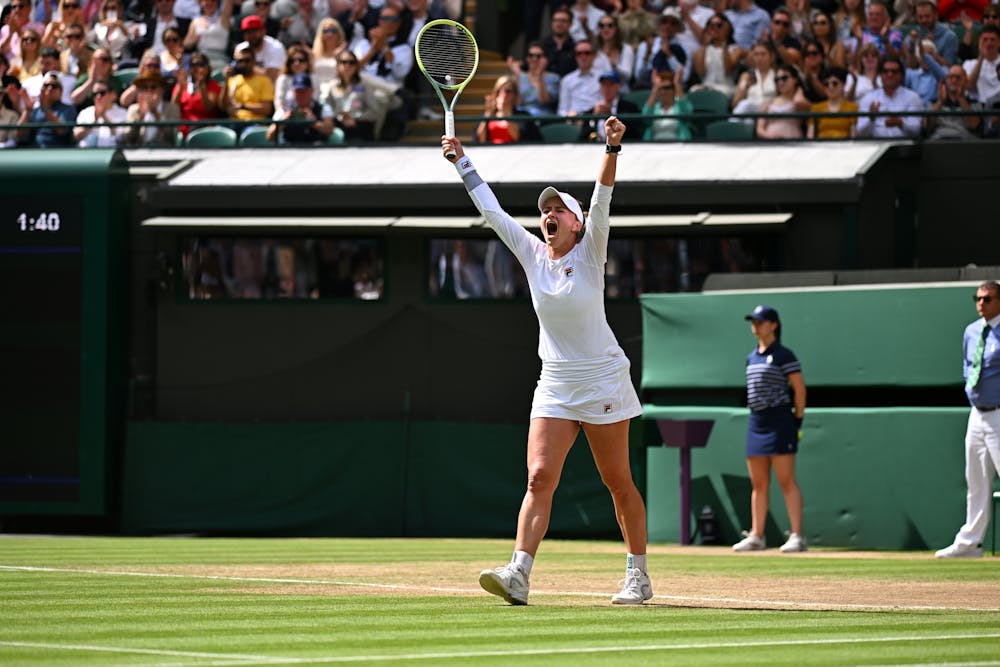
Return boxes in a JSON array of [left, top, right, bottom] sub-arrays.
[[17, 213, 62, 232]]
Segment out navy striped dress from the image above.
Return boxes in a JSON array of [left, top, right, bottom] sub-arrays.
[[745, 342, 801, 456]]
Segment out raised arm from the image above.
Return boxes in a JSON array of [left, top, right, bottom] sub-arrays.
[[598, 115, 624, 187]]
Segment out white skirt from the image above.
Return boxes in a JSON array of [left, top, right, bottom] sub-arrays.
[[530, 355, 644, 424]]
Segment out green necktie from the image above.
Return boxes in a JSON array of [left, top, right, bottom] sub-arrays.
[[968, 322, 990, 388]]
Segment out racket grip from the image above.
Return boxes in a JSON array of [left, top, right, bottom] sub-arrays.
[[444, 111, 455, 158]]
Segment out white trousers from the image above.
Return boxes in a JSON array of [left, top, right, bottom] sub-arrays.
[[953, 407, 1000, 547]]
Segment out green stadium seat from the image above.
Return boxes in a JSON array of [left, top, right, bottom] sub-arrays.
[[705, 119, 755, 141], [239, 126, 273, 146], [113, 67, 140, 89], [623, 88, 651, 109], [539, 122, 582, 143], [186, 125, 238, 147], [328, 126, 345, 145]]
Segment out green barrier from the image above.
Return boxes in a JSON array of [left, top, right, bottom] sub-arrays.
[[645, 406, 978, 550], [640, 285, 975, 389], [121, 420, 635, 538]]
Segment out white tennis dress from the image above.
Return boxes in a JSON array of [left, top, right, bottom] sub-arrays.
[[465, 178, 643, 424]]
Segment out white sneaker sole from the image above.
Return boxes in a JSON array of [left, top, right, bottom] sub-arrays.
[[478, 569, 528, 605], [611, 594, 651, 605]]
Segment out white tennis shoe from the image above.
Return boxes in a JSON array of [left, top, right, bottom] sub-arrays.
[[479, 563, 529, 605], [934, 543, 983, 559], [780, 532, 808, 553], [611, 567, 653, 605], [732, 532, 766, 551]]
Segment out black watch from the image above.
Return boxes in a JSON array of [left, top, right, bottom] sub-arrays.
[[605, 143, 622, 154]]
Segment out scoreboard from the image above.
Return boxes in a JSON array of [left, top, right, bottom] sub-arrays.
[[0, 151, 128, 516]]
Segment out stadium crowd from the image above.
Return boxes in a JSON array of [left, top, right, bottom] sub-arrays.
[[1, 0, 999, 146]]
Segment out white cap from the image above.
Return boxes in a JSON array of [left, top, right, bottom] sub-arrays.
[[537, 186, 583, 222]]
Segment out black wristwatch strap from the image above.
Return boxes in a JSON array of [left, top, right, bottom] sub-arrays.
[[605, 143, 622, 154]]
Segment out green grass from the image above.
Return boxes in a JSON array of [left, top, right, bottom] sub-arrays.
[[1, 537, 999, 666]]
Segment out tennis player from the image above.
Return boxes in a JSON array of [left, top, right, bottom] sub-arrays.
[[441, 116, 653, 606]]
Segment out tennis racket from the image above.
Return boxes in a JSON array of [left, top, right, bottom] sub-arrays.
[[415, 19, 479, 158]]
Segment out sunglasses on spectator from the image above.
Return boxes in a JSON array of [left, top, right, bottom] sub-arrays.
[[812, 18, 828, 24], [599, 21, 616, 27], [984, 13, 1000, 19], [708, 21, 724, 27], [806, 50, 821, 55], [291, 57, 307, 63], [236, 58, 252, 63], [22, 36, 39, 43], [526, 52, 544, 58], [94, 54, 111, 61], [552, 16, 570, 22], [66, 32, 84, 38], [975, 295, 994, 303], [138, 84, 160, 90], [379, 14, 400, 20], [164, 36, 180, 42], [772, 18, 790, 26], [63, 2, 81, 7], [774, 75, 791, 82], [337, 59, 357, 64], [824, 78, 842, 86], [93, 89, 109, 96], [191, 61, 208, 67], [882, 66, 902, 74], [659, 84, 674, 90], [575, 49, 594, 55], [323, 27, 340, 34], [42, 82, 62, 88]]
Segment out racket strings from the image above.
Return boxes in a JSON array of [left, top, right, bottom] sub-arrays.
[[416, 25, 477, 87]]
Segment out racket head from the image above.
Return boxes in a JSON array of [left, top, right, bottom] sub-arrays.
[[415, 19, 480, 93]]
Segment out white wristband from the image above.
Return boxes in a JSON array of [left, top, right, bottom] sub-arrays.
[[454, 156, 476, 177]]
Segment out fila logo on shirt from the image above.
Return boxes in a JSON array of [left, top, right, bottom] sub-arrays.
[[565, 266, 574, 277], [603, 403, 613, 413]]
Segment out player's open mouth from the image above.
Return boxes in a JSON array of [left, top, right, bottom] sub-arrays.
[[546, 221, 558, 236]]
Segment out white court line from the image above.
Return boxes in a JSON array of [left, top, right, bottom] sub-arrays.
[[2, 564, 999, 613], [3, 633, 1000, 666], [0, 641, 279, 662]]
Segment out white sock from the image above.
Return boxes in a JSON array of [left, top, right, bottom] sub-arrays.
[[512, 550, 534, 575], [627, 553, 647, 573]]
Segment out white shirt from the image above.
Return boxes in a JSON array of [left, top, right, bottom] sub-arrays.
[[173, 0, 202, 20], [856, 85, 924, 137], [674, 4, 713, 59], [569, 3, 605, 42], [963, 54, 1000, 102], [468, 179, 625, 363], [237, 35, 288, 72], [354, 40, 414, 86], [558, 68, 601, 115], [76, 104, 127, 147], [23, 72, 77, 106]]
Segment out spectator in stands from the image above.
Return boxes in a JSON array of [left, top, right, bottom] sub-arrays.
[[692, 12, 741, 99], [157, 26, 187, 76], [856, 56, 924, 137], [12, 28, 42, 82], [89, 0, 133, 62], [508, 41, 560, 117], [926, 64, 981, 138], [124, 69, 180, 144], [568, 0, 604, 44], [42, 0, 86, 48], [767, 6, 802, 67], [756, 63, 807, 137], [904, 37, 946, 105], [310, 17, 347, 91], [580, 69, 643, 141], [809, 10, 846, 68], [2, 0, 46, 64], [892, 0, 918, 29], [442, 116, 653, 608], [225, 45, 274, 127], [23, 46, 76, 105], [964, 26, 1000, 103], [355, 5, 412, 87], [959, 6, 998, 61], [595, 14, 635, 91], [732, 305, 807, 554], [785, 0, 810, 39], [0, 52, 8, 81], [72, 46, 119, 107], [0, 74, 31, 147], [807, 65, 858, 137], [523, 0, 563, 49], [74, 78, 127, 145], [182, 0, 235, 70], [799, 38, 828, 101], [938, 0, 989, 23], [542, 7, 576, 77], [237, 13, 286, 81], [833, 0, 864, 44], [558, 38, 602, 115], [934, 281, 1000, 560], [725, 0, 771, 50], [57, 23, 93, 79], [279, 0, 325, 48], [19, 70, 76, 146], [912, 0, 957, 66], [731, 39, 777, 115], [273, 43, 313, 116], [120, 52, 164, 106], [847, 42, 881, 101], [124, 0, 192, 63], [334, 0, 378, 49], [266, 70, 332, 142], [322, 50, 380, 140], [615, 0, 657, 50], [475, 74, 540, 144], [857, 0, 902, 61], [642, 67, 693, 140], [236, 0, 281, 39], [634, 8, 689, 90], [171, 50, 222, 134]]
